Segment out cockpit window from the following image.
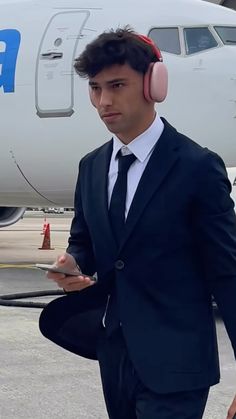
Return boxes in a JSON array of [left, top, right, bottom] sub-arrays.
[[184, 27, 218, 55], [148, 28, 181, 55], [214, 26, 236, 45]]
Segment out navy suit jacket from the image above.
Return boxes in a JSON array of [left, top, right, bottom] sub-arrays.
[[40, 118, 236, 394]]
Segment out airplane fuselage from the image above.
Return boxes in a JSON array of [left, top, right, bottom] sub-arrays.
[[0, 0, 236, 216]]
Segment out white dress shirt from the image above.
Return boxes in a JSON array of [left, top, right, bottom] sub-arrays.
[[108, 114, 164, 218]]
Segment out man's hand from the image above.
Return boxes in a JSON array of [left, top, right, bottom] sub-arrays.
[[227, 395, 236, 419], [46, 253, 95, 292]]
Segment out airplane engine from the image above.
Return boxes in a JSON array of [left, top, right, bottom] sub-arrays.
[[0, 207, 26, 228]]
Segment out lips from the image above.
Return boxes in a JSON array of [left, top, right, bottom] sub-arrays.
[[102, 112, 121, 122]]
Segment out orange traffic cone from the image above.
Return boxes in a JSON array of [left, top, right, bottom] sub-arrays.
[[39, 223, 54, 250]]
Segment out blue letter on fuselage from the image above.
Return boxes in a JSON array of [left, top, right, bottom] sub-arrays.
[[0, 29, 21, 93]]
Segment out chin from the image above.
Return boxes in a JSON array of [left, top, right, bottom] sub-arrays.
[[104, 123, 120, 134]]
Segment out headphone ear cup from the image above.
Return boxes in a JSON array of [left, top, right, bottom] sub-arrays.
[[143, 62, 168, 103]]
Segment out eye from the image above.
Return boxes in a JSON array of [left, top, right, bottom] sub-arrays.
[[112, 82, 124, 89], [90, 85, 100, 91]]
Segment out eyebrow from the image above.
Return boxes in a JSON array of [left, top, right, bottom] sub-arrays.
[[89, 78, 127, 86]]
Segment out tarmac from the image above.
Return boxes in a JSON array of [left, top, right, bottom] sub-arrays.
[[0, 211, 235, 418]]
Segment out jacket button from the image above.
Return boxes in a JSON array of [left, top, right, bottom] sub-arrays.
[[115, 260, 125, 270]]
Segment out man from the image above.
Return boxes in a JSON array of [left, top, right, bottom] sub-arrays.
[[39, 27, 236, 419]]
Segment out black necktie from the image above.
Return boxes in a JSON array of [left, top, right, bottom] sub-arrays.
[[105, 152, 136, 336], [109, 152, 136, 245]]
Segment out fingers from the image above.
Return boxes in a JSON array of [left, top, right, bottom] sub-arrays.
[[46, 271, 65, 280], [57, 254, 66, 264], [57, 253, 74, 264], [57, 275, 95, 292], [45, 253, 79, 279], [45, 252, 87, 291]]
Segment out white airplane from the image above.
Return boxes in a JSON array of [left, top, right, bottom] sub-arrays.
[[0, 0, 236, 227]]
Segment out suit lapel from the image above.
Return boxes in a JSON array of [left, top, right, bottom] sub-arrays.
[[119, 119, 180, 250]]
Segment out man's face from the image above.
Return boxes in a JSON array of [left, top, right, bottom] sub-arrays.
[[88, 64, 155, 143]]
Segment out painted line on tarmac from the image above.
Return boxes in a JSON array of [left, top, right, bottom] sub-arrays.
[[0, 264, 36, 269]]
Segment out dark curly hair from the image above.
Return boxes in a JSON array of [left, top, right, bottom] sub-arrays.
[[74, 26, 158, 78]]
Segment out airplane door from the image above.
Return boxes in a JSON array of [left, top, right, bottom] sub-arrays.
[[35, 11, 89, 118]]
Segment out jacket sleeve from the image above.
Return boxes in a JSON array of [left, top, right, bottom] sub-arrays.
[[67, 159, 96, 276], [194, 150, 236, 357]]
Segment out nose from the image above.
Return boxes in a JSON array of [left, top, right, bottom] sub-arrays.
[[99, 88, 112, 107]]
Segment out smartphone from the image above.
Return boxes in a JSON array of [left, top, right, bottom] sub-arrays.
[[35, 263, 82, 277], [35, 263, 96, 281]]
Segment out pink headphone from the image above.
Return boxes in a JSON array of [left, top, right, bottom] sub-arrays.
[[88, 33, 168, 105], [138, 34, 168, 103]]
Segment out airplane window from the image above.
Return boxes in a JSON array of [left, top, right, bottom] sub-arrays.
[[214, 26, 236, 45], [148, 28, 181, 55], [184, 28, 218, 55]]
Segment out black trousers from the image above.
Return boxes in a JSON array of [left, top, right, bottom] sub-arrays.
[[97, 328, 209, 419]]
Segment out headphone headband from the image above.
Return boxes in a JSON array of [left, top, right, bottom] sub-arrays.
[[137, 34, 163, 62]]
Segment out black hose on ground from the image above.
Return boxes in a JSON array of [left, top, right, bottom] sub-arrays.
[[0, 290, 64, 308]]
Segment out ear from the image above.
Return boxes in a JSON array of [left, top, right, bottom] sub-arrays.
[[143, 62, 168, 103]]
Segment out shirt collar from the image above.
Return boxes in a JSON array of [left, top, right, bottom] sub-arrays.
[[112, 114, 164, 163]]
